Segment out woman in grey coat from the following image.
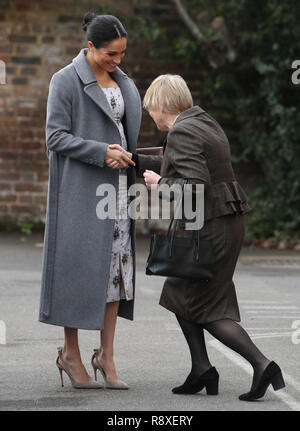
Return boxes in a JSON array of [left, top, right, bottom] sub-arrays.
[[119, 74, 285, 401], [39, 13, 141, 389]]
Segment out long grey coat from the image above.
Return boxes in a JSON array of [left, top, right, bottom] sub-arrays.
[[39, 48, 142, 330], [137, 106, 251, 324]]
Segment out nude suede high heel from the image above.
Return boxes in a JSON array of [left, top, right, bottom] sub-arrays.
[[56, 347, 103, 389], [91, 348, 129, 390]]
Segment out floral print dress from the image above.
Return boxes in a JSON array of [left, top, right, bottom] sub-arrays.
[[102, 87, 134, 303]]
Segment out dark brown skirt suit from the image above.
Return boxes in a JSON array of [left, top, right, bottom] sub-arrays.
[[137, 106, 251, 324]]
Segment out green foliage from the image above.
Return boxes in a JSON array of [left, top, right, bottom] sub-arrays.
[[17, 222, 33, 236], [137, 0, 300, 240], [0, 220, 44, 234], [126, 16, 167, 57]]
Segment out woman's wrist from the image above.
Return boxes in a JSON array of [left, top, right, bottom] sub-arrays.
[[131, 153, 139, 170]]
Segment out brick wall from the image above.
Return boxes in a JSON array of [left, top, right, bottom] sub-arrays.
[[0, 0, 199, 229]]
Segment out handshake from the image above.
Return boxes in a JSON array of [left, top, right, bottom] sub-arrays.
[[105, 144, 135, 169], [105, 144, 162, 189]]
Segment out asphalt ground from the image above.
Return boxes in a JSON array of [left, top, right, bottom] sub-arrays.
[[0, 232, 300, 413]]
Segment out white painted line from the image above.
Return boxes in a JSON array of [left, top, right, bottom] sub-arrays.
[[249, 332, 293, 337], [0, 320, 6, 345], [239, 300, 292, 304], [246, 316, 300, 319], [242, 306, 299, 310], [244, 328, 294, 330], [250, 334, 293, 340], [244, 310, 300, 317], [209, 339, 300, 411], [165, 327, 294, 338]]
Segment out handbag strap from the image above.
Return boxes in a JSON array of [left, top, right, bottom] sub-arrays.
[[166, 179, 188, 256], [166, 179, 201, 260]]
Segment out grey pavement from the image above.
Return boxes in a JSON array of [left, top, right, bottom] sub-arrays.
[[0, 232, 300, 411]]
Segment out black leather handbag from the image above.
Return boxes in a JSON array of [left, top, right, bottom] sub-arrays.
[[145, 179, 214, 281]]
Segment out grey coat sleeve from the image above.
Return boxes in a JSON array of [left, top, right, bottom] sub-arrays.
[[45, 72, 109, 167]]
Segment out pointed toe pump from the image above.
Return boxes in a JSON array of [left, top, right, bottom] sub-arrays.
[[239, 361, 285, 401], [172, 366, 219, 395], [91, 348, 129, 390], [56, 347, 103, 389]]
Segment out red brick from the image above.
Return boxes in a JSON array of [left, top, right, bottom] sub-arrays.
[[0, 151, 15, 159], [0, 46, 12, 53], [11, 57, 40, 65], [38, 174, 49, 182], [15, 108, 33, 117], [17, 194, 33, 203], [0, 194, 16, 202], [10, 141, 41, 150], [14, 1, 31, 12], [15, 183, 44, 192], [0, 184, 12, 190], [65, 47, 80, 56], [12, 77, 28, 85], [21, 67, 37, 75], [42, 36, 55, 44], [20, 130, 34, 138], [16, 120, 41, 128], [0, 172, 20, 181], [16, 46, 29, 54], [12, 204, 34, 213], [58, 15, 82, 23], [0, 204, 9, 212], [32, 195, 47, 205], [0, 139, 9, 150], [9, 35, 37, 43], [0, 160, 15, 169]]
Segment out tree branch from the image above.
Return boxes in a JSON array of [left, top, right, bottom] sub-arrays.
[[170, 0, 236, 68]]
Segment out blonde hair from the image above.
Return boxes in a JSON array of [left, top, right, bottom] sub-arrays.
[[143, 74, 193, 114]]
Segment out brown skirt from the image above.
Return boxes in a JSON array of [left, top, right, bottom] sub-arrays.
[[159, 214, 245, 324]]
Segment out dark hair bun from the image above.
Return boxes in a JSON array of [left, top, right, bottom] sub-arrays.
[[82, 11, 96, 32]]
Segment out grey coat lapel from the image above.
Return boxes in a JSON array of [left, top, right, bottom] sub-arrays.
[[111, 68, 140, 153], [72, 48, 117, 126], [72, 48, 139, 151], [83, 82, 117, 126]]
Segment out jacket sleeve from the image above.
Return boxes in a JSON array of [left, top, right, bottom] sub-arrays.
[[158, 126, 211, 194], [45, 72, 109, 167], [135, 154, 162, 177]]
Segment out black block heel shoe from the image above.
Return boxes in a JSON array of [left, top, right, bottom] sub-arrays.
[[172, 367, 219, 395], [239, 361, 285, 401]]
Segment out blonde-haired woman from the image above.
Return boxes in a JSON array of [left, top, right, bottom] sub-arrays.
[[108, 74, 285, 401]]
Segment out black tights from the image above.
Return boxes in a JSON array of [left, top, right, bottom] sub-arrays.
[[176, 315, 271, 389]]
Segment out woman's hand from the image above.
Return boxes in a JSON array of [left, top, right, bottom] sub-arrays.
[[105, 144, 135, 169], [143, 170, 162, 190]]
